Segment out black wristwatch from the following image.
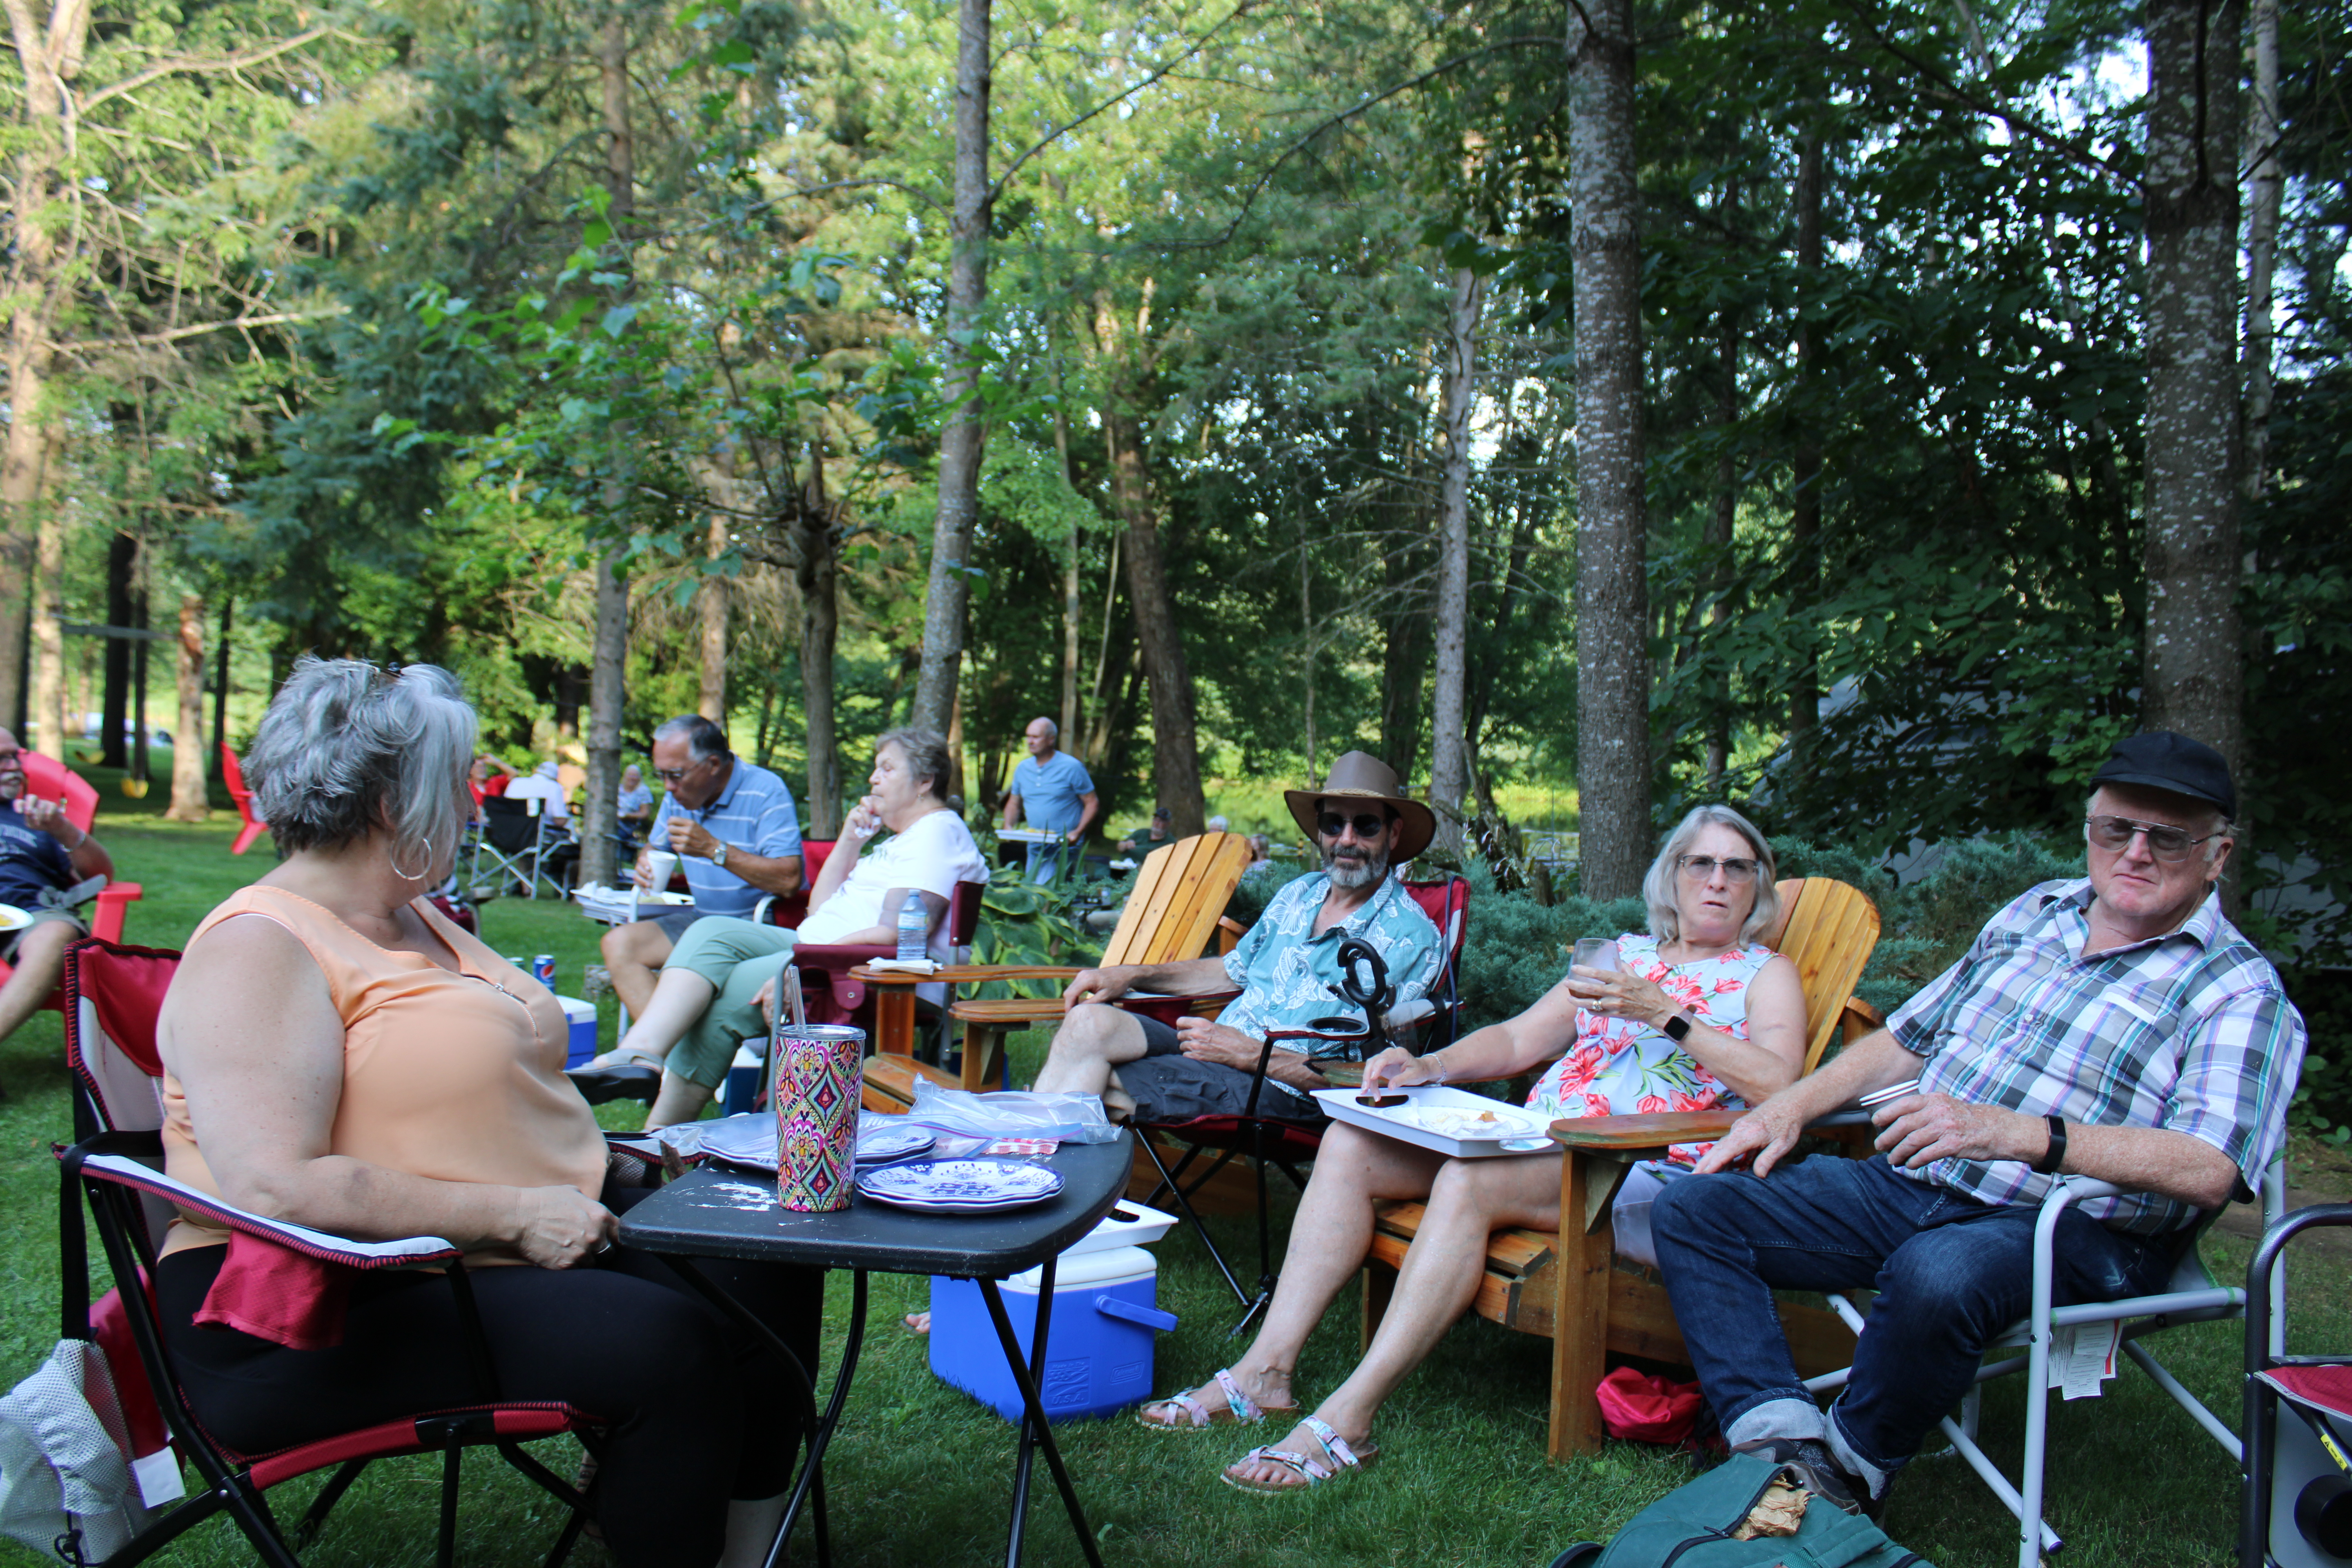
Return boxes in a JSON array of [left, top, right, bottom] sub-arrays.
[[1661, 1014, 1693, 1043], [2031, 1114, 2068, 1174]]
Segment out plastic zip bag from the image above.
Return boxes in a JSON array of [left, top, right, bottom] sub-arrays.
[[906, 1082, 1122, 1143]]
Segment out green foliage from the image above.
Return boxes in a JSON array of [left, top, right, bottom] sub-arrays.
[[1455, 861, 1647, 1030], [966, 863, 1096, 998]]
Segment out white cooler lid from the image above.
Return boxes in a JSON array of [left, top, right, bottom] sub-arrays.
[[1060, 1200, 1178, 1258], [1007, 1243, 1157, 1292], [557, 996, 595, 1024]]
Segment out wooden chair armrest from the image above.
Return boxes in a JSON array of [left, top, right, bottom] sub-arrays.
[[1838, 995, 1884, 1043], [1216, 915, 1247, 956], [1546, 1109, 1746, 1152]]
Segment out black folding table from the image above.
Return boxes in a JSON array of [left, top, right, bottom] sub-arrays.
[[617, 1134, 1132, 1568]]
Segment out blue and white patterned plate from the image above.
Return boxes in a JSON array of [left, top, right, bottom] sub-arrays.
[[855, 1158, 1064, 1213], [694, 1114, 936, 1173], [858, 1122, 936, 1165]]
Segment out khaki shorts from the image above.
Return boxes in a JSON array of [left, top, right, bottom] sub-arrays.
[[1, 904, 85, 964]]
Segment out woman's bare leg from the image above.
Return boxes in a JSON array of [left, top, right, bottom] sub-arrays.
[[1225, 1150, 1563, 1485], [1141, 1123, 1446, 1423], [585, 965, 717, 1069]]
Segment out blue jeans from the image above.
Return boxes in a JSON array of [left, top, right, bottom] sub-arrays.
[[1650, 1154, 2180, 1492]]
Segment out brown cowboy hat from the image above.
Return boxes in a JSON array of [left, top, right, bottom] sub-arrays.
[[1283, 751, 1436, 863]]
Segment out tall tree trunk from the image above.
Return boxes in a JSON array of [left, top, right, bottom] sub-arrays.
[[2242, 0, 2280, 502], [32, 499, 66, 754], [167, 591, 207, 820], [101, 530, 132, 766], [1568, 0, 1650, 900], [1298, 519, 1317, 787], [1706, 276, 1740, 790], [129, 573, 148, 787], [0, 0, 82, 751], [1052, 336, 1082, 742], [1430, 265, 1482, 858], [211, 595, 231, 767], [1083, 534, 1125, 764], [579, 12, 635, 891], [2141, 0, 2244, 790], [698, 513, 728, 723], [793, 441, 842, 837], [912, 0, 993, 736], [1786, 132, 1824, 765]]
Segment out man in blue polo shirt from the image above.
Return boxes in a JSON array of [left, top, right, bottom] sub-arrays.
[[1001, 716, 1097, 882], [599, 714, 804, 1018]]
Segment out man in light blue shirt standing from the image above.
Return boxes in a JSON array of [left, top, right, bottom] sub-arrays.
[[1002, 716, 1098, 883]]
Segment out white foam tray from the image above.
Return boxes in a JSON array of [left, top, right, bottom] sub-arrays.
[[1312, 1084, 1556, 1159]]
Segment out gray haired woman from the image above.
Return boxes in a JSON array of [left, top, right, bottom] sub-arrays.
[[155, 657, 818, 1568]]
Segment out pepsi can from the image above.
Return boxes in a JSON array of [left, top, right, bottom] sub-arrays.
[[532, 953, 557, 991]]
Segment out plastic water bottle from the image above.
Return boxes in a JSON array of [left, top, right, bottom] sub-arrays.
[[895, 890, 928, 961]]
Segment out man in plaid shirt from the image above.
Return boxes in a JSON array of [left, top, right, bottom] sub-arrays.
[[1650, 731, 2306, 1515]]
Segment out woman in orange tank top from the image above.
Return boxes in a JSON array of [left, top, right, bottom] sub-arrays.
[[155, 657, 817, 1568]]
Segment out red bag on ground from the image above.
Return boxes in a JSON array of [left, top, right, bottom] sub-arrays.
[[1594, 1365, 1703, 1445]]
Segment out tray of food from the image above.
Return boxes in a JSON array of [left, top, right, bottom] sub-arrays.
[[1310, 1084, 1558, 1158]]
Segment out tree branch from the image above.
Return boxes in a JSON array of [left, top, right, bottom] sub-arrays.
[[56, 307, 345, 353], [79, 24, 340, 113]]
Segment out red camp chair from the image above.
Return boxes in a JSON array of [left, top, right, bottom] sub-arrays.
[[788, 876, 988, 1041], [57, 939, 609, 1566], [220, 743, 269, 855], [0, 751, 145, 1016], [748, 839, 836, 932]]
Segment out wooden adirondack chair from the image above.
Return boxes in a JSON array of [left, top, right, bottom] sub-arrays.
[[1361, 875, 1885, 1458], [862, 831, 1256, 1112]]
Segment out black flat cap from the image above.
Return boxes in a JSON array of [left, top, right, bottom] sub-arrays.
[[2090, 730, 2236, 818]]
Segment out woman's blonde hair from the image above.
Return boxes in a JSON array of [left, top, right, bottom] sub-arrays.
[[1640, 804, 1780, 944]]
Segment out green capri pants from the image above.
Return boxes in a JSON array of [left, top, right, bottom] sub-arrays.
[[662, 917, 800, 1089]]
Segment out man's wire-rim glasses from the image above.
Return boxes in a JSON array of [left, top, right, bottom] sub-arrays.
[[2084, 814, 2225, 863]]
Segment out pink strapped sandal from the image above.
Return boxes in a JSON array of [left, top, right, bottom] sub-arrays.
[[1135, 1368, 1289, 1431], [1221, 1416, 1380, 1494]]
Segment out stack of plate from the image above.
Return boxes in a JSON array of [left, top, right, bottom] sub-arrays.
[[695, 1114, 935, 1174], [854, 1158, 1064, 1215]]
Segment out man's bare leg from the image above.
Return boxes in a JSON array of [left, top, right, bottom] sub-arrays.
[[0, 921, 76, 1056], [1029, 1002, 1153, 1097], [1139, 1123, 1447, 1427], [601, 920, 675, 1019], [1224, 1148, 1563, 1486]]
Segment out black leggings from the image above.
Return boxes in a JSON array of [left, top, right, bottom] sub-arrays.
[[155, 1186, 822, 1568]]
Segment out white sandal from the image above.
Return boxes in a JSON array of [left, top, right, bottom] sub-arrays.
[[1221, 1416, 1378, 1495], [1135, 1368, 1289, 1431]]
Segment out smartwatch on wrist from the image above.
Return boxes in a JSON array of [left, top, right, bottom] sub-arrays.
[[2031, 1115, 2068, 1174], [1661, 1014, 1693, 1044]]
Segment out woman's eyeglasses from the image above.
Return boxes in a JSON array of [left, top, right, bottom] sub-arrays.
[[2084, 815, 2222, 862], [1677, 854, 1760, 882], [1318, 811, 1389, 840]]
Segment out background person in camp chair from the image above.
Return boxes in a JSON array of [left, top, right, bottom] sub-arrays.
[[1031, 751, 1443, 1129], [1131, 805, 1806, 1496], [599, 715, 805, 1019], [0, 729, 113, 1067], [1650, 731, 2307, 1519]]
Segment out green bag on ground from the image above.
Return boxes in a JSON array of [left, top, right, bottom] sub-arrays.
[[1549, 1454, 1932, 1568]]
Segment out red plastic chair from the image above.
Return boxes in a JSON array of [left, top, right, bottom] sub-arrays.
[[219, 743, 269, 855], [0, 751, 145, 1015], [58, 938, 607, 1567]]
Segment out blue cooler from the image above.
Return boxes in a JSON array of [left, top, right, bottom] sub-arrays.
[[557, 996, 597, 1067], [928, 1245, 1177, 1424]]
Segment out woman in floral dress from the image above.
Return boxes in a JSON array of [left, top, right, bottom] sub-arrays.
[[1136, 804, 1808, 1495]]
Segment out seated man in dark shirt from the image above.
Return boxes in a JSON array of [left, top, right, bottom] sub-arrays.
[[0, 730, 114, 1077]]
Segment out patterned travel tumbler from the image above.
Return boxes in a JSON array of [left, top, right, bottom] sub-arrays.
[[773, 1023, 865, 1211]]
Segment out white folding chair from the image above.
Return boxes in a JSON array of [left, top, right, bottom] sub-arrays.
[[1806, 1158, 2286, 1567]]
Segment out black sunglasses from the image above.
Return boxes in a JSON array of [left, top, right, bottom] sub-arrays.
[[1318, 811, 1389, 840]]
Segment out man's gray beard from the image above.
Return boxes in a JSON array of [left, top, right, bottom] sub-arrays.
[[1323, 845, 1390, 890]]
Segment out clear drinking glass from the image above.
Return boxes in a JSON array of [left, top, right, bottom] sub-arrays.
[[1572, 937, 1620, 972]]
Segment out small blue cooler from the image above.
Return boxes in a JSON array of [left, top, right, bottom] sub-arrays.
[[929, 1245, 1177, 1424], [557, 996, 597, 1068]]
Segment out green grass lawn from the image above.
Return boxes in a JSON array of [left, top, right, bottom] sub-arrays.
[[0, 804, 2336, 1566]]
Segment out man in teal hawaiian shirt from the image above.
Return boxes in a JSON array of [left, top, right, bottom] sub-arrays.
[[1032, 752, 1443, 1123]]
